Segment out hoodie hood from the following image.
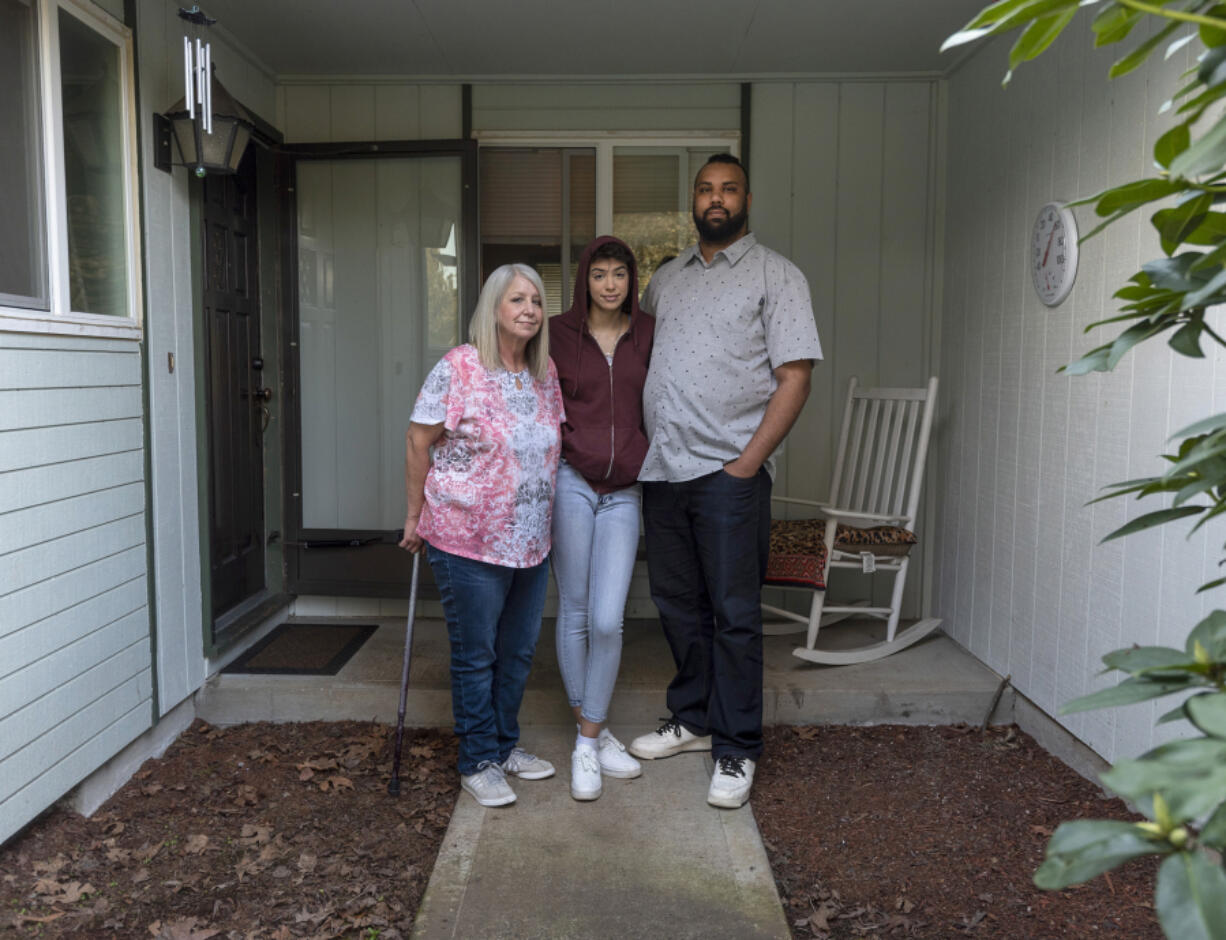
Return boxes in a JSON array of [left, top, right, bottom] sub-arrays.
[[561, 234, 646, 335]]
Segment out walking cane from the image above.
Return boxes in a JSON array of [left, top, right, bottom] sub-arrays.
[[387, 550, 421, 796]]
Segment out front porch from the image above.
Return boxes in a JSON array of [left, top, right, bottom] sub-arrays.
[[195, 618, 1010, 731]]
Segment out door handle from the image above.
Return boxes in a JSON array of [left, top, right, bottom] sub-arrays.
[[254, 387, 273, 403]]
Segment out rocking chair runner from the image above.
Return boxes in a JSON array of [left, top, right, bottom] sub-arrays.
[[762, 376, 940, 665]]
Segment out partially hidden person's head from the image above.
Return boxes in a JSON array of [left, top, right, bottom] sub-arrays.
[[570, 236, 640, 320], [470, 263, 550, 381], [692, 153, 751, 246]]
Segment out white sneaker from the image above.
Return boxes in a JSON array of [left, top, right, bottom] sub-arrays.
[[570, 747, 602, 801], [707, 755, 755, 808], [501, 746, 555, 780], [597, 728, 642, 779], [461, 762, 516, 807], [628, 718, 712, 760]]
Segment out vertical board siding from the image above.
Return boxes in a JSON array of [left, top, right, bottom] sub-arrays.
[[752, 80, 940, 617], [0, 335, 152, 844], [472, 83, 740, 133], [280, 83, 463, 142], [938, 19, 1211, 764]]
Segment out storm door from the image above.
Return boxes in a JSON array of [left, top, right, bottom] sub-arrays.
[[285, 142, 477, 594], [202, 147, 267, 630]]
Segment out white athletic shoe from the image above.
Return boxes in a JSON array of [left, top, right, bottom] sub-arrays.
[[501, 747, 555, 780], [461, 762, 516, 807], [628, 718, 712, 760], [596, 728, 642, 779], [707, 755, 755, 809], [570, 747, 602, 801]]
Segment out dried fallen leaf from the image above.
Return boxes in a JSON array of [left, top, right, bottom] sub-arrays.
[[319, 775, 354, 793], [237, 824, 272, 845], [151, 915, 222, 939], [184, 834, 209, 855], [297, 852, 317, 873], [233, 785, 259, 806]]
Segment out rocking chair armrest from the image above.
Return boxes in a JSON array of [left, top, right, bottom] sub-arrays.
[[821, 508, 911, 526], [770, 496, 830, 509]]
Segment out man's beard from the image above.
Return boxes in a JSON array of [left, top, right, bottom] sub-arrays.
[[694, 204, 748, 243]]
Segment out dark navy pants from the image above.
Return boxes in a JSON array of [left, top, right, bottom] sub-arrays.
[[642, 467, 771, 760]]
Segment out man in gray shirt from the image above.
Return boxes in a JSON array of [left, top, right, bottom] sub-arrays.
[[628, 154, 823, 809]]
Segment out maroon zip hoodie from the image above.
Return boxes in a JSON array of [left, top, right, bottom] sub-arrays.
[[549, 235, 654, 493]]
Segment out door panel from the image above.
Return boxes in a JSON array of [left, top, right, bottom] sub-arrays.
[[202, 148, 265, 621]]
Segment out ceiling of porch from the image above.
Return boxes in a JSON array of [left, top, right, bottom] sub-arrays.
[[201, 0, 989, 78]]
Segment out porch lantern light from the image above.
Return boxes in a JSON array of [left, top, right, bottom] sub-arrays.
[[162, 70, 254, 176], [153, 5, 254, 177]]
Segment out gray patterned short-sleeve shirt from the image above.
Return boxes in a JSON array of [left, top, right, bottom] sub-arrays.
[[639, 233, 823, 483]]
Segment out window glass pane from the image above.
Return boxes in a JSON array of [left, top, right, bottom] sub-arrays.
[[59, 7, 128, 317], [479, 147, 595, 317], [0, 0, 47, 309], [297, 156, 463, 529], [612, 146, 728, 290]]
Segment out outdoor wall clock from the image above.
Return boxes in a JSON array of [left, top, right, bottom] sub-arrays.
[[1030, 201, 1079, 306]]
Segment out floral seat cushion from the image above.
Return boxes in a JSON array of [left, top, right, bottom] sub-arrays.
[[764, 518, 918, 589]]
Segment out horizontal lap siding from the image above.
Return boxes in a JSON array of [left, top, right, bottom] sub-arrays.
[[938, 19, 1206, 764], [0, 333, 152, 844]]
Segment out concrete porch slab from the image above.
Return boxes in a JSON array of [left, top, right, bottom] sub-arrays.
[[195, 618, 1011, 730]]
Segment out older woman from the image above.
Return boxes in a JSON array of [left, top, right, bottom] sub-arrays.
[[399, 264, 565, 808]]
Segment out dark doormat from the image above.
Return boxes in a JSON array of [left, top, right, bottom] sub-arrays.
[[222, 623, 378, 675]]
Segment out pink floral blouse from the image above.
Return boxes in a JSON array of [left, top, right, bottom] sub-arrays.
[[411, 344, 565, 568]]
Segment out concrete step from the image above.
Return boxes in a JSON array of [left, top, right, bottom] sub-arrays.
[[196, 618, 1011, 730]]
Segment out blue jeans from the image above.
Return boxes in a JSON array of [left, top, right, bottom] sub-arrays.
[[426, 544, 550, 775], [551, 461, 641, 725], [642, 467, 771, 760]]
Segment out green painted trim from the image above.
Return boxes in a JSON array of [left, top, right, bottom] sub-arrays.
[[190, 183, 215, 656], [126, 0, 159, 725]]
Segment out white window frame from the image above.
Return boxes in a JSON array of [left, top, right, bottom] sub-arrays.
[[0, 0, 143, 340]]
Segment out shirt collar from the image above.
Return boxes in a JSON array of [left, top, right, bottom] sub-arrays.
[[682, 232, 758, 268]]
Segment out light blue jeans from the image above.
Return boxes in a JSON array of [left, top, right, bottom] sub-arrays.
[[551, 460, 641, 725]]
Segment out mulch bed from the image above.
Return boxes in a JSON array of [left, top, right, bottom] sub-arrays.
[[1, 721, 1163, 939], [0, 721, 457, 939], [753, 724, 1162, 939]]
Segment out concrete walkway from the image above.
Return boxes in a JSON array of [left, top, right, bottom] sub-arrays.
[[196, 618, 1011, 938], [411, 724, 789, 940]]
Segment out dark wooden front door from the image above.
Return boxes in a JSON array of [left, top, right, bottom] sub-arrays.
[[202, 148, 266, 628]]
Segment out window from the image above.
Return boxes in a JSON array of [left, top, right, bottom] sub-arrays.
[[478, 135, 735, 305], [0, 0, 47, 309], [0, 0, 141, 336]]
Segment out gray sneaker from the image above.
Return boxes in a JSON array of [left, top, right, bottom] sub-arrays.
[[461, 762, 516, 807], [501, 746, 556, 780]]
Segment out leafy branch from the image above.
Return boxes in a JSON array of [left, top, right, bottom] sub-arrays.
[[945, 2, 1226, 936]]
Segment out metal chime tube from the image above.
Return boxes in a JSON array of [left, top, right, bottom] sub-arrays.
[[203, 41, 212, 133], [184, 36, 193, 119]]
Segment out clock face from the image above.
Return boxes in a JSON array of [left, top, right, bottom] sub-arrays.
[[1031, 202, 1079, 306]]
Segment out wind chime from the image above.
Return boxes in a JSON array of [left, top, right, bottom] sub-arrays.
[[156, 5, 254, 176], [180, 5, 213, 177]]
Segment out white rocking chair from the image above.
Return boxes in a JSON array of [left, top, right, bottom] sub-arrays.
[[762, 377, 941, 665]]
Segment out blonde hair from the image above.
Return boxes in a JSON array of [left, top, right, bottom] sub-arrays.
[[468, 264, 550, 381]]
